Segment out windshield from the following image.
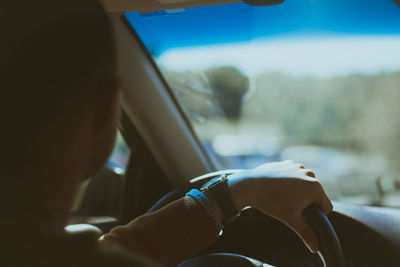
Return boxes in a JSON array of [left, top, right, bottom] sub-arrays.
[[125, 0, 400, 207]]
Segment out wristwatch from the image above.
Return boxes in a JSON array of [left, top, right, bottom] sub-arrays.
[[200, 174, 240, 223]]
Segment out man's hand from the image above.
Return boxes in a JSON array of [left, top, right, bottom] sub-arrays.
[[227, 160, 333, 253]]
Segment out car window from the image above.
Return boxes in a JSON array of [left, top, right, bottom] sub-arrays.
[[108, 131, 131, 175], [125, 1, 400, 207]]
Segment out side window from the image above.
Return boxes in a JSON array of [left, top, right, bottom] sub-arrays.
[[107, 131, 131, 175]]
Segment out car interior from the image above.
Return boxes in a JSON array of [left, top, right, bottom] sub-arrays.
[[68, 0, 400, 266]]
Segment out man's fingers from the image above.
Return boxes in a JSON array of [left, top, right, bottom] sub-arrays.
[[304, 169, 315, 178], [312, 182, 333, 214], [290, 219, 320, 253], [319, 193, 333, 214]]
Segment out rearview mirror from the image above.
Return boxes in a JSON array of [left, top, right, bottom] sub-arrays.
[[243, 0, 284, 6]]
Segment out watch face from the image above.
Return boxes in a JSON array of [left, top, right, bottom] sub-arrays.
[[201, 175, 228, 191]]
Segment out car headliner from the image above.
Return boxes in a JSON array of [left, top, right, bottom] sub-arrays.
[[101, 0, 241, 13]]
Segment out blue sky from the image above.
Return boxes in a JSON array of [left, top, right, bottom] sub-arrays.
[[125, 0, 400, 77], [126, 0, 400, 53]]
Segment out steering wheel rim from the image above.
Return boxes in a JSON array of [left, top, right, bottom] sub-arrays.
[[303, 204, 346, 267], [148, 171, 346, 267]]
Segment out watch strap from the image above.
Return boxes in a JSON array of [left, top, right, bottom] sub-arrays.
[[201, 175, 240, 224]]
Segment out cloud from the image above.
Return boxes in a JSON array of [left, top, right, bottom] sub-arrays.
[[157, 35, 400, 78]]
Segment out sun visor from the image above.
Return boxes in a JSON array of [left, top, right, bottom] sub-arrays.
[[243, 0, 284, 6], [102, 0, 239, 13], [101, 0, 283, 13]]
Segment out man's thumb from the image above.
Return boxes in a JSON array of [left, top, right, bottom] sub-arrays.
[[290, 219, 319, 253]]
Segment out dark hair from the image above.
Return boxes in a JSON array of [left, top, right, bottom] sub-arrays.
[[0, 0, 116, 171]]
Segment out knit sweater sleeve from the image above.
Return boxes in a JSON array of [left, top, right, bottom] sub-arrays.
[[100, 196, 219, 267]]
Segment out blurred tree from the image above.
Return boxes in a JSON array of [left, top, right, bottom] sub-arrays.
[[246, 70, 400, 169], [163, 70, 223, 122], [353, 72, 400, 172], [205, 67, 250, 120]]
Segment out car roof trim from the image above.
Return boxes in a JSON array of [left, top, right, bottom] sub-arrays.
[[101, 0, 240, 13]]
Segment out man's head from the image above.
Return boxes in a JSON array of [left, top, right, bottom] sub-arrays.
[[0, 0, 119, 180]]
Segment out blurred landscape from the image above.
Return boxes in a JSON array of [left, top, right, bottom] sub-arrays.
[[125, 0, 400, 207], [163, 67, 400, 207]]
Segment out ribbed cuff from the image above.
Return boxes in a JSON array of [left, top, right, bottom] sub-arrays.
[[186, 189, 223, 234]]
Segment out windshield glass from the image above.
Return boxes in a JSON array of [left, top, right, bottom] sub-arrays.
[[125, 0, 400, 207]]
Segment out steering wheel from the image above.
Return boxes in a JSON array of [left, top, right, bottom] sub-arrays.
[[302, 203, 346, 267], [148, 171, 346, 267]]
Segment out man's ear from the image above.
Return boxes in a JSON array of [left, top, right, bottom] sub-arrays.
[[94, 78, 121, 133]]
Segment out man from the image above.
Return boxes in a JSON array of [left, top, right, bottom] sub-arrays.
[[0, 0, 332, 266]]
